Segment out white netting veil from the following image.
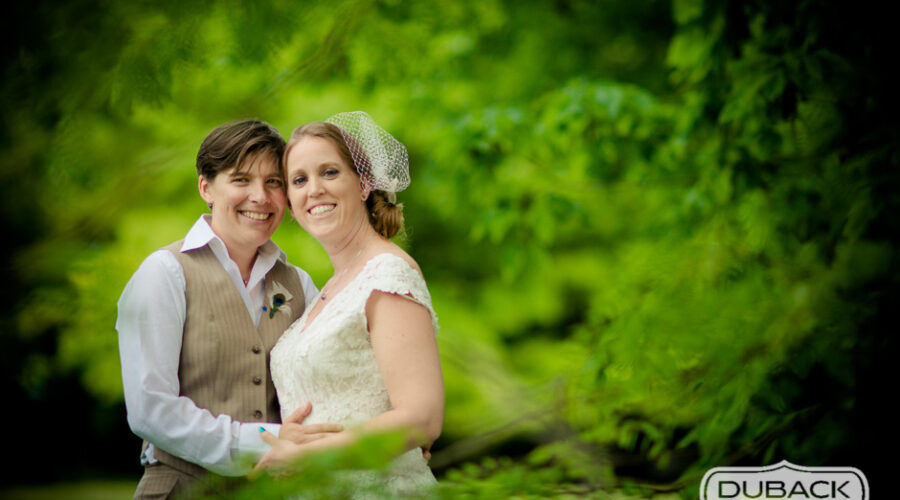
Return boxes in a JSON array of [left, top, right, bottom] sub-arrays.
[[325, 111, 410, 194]]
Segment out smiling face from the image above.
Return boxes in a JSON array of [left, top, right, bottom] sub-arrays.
[[198, 153, 286, 256], [285, 135, 369, 245]]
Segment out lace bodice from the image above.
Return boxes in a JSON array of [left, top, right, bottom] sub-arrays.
[[270, 253, 438, 494]]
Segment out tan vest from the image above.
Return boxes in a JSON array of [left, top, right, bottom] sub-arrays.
[[148, 241, 306, 478]]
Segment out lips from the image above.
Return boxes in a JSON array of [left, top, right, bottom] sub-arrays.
[[240, 210, 272, 221], [308, 204, 336, 216]]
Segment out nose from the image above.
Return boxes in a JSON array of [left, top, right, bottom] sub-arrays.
[[307, 175, 325, 197], [248, 179, 270, 203]]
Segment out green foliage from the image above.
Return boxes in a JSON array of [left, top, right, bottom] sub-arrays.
[[222, 432, 408, 500], [3, 0, 895, 494]]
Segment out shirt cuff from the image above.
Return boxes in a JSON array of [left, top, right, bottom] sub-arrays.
[[238, 422, 281, 455], [234, 422, 282, 466]]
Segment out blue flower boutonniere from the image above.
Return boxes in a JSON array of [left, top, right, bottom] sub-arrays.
[[264, 281, 293, 319]]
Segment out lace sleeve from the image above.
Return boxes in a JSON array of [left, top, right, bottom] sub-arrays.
[[361, 253, 439, 334]]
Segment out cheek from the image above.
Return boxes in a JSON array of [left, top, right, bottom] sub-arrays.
[[287, 189, 304, 215], [222, 188, 244, 207], [271, 189, 287, 207]]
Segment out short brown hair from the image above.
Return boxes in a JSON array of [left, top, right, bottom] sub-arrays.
[[196, 119, 286, 180]]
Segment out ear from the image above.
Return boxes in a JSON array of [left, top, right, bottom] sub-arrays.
[[360, 182, 371, 201], [198, 175, 214, 206]]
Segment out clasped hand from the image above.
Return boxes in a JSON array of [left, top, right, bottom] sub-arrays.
[[253, 402, 342, 477], [252, 402, 434, 478]]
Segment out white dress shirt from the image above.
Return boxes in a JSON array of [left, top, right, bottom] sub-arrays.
[[117, 215, 318, 476]]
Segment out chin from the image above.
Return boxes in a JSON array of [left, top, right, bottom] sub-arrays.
[[247, 227, 276, 244], [305, 225, 337, 243]]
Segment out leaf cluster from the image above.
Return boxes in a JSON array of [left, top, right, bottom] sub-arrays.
[[2, 0, 895, 494]]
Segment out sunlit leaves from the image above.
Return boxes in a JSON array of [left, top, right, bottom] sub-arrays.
[[3, 0, 896, 494]]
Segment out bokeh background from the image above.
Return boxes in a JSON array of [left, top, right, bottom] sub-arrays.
[[2, 0, 895, 498]]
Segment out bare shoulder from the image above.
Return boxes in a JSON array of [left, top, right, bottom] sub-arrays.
[[371, 241, 423, 278]]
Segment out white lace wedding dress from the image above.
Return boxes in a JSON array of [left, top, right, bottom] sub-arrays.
[[270, 253, 439, 496]]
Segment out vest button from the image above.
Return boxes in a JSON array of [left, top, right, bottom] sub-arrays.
[[252, 345, 262, 354], [254, 410, 263, 419], [253, 376, 262, 385]]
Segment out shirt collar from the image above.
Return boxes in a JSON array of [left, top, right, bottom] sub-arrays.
[[180, 214, 287, 264]]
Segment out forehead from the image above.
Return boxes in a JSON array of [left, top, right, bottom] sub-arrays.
[[287, 136, 346, 169], [231, 152, 281, 176]]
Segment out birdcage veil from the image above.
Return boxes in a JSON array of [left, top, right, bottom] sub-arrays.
[[325, 111, 410, 195]]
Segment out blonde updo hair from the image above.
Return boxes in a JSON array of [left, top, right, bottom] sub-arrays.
[[284, 121, 405, 239]]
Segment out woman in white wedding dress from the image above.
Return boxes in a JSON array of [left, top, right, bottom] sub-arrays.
[[257, 111, 443, 495]]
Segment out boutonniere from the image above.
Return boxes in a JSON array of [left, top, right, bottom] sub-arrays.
[[264, 281, 293, 319]]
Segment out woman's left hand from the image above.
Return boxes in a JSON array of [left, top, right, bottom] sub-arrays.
[[252, 428, 308, 477], [279, 402, 344, 444]]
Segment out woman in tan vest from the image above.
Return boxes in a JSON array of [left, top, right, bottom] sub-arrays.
[[255, 111, 444, 496], [117, 119, 341, 499]]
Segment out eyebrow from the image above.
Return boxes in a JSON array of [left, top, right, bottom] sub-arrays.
[[229, 169, 281, 178], [289, 161, 342, 173]]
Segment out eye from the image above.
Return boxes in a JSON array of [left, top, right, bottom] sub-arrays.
[[292, 175, 307, 187], [231, 176, 249, 184], [267, 178, 284, 187], [323, 168, 339, 178]]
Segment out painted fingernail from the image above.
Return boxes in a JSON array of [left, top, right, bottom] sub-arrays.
[[259, 426, 265, 432]]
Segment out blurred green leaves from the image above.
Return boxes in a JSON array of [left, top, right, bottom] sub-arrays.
[[3, 0, 896, 494]]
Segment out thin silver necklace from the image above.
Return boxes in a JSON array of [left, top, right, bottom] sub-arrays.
[[320, 248, 364, 301]]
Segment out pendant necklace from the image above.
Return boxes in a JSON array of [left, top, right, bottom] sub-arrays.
[[320, 248, 364, 302]]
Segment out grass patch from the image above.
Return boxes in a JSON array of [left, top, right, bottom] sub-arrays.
[[0, 480, 136, 500]]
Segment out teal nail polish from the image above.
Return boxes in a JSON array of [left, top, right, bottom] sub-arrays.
[[259, 426, 265, 432]]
